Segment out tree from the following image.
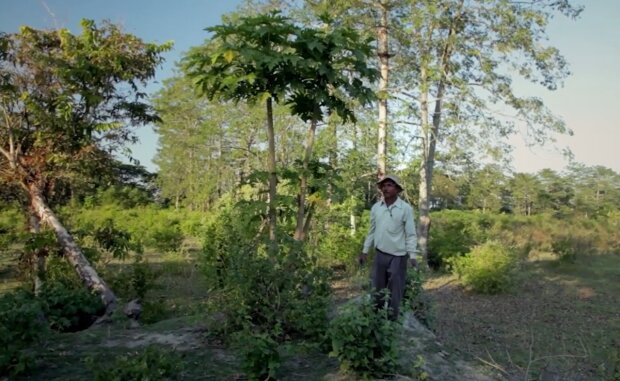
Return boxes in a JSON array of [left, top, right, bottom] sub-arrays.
[[302, 0, 406, 180], [464, 164, 506, 212], [185, 11, 376, 245], [0, 21, 170, 314], [185, 12, 300, 248], [392, 0, 582, 261], [537, 168, 573, 215], [509, 172, 541, 216], [285, 19, 376, 240]]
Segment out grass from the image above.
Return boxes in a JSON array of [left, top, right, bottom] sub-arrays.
[[3, 230, 619, 380], [425, 251, 620, 381], [0, 249, 22, 293]]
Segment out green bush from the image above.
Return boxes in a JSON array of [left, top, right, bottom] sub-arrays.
[[427, 210, 491, 269], [0, 208, 24, 250], [403, 268, 433, 327], [213, 243, 331, 341], [328, 298, 400, 379], [108, 255, 160, 301], [314, 223, 362, 268], [551, 233, 595, 263], [65, 205, 189, 254], [147, 221, 183, 253], [39, 282, 103, 332], [0, 289, 48, 377], [449, 240, 518, 294], [0, 273, 104, 376], [86, 346, 181, 381], [200, 203, 332, 341], [233, 330, 280, 381], [309, 204, 369, 271]]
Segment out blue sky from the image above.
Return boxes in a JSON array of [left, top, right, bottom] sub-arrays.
[[2, 0, 618, 174]]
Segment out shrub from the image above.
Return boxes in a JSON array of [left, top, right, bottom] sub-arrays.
[[212, 242, 331, 341], [0, 289, 48, 377], [310, 203, 369, 271], [551, 234, 594, 263], [147, 221, 183, 253], [233, 330, 280, 381], [328, 298, 400, 379], [449, 240, 518, 294], [39, 282, 104, 332], [0, 208, 23, 250], [427, 210, 491, 269], [86, 346, 181, 381], [315, 222, 362, 268], [108, 254, 160, 301], [200, 203, 332, 341], [403, 268, 433, 327]]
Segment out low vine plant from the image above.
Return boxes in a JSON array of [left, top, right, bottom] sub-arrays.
[[328, 296, 400, 379]]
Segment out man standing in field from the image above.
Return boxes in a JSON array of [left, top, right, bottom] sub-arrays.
[[359, 174, 418, 320]]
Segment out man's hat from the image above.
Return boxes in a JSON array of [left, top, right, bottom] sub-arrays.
[[377, 174, 404, 190]]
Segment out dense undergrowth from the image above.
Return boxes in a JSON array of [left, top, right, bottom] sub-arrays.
[[1, 196, 619, 380]]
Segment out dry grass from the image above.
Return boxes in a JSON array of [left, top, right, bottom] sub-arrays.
[[424, 252, 620, 381]]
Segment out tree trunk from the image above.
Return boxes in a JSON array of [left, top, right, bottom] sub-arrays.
[[417, 63, 432, 263], [417, 4, 461, 264], [28, 183, 117, 315], [265, 97, 278, 252], [376, 0, 390, 179], [294, 114, 318, 241], [28, 206, 46, 296], [301, 203, 315, 240]]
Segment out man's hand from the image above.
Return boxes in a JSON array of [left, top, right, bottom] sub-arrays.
[[358, 253, 368, 266], [409, 257, 419, 270]]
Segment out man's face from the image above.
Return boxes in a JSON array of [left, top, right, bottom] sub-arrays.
[[379, 180, 400, 198]]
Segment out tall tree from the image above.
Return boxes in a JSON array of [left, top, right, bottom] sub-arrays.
[[509, 172, 541, 216], [568, 164, 620, 218], [185, 11, 375, 245], [393, 0, 582, 261], [0, 21, 170, 314], [286, 20, 376, 240], [464, 164, 506, 212], [303, 0, 407, 180], [185, 12, 301, 249], [537, 168, 573, 215]]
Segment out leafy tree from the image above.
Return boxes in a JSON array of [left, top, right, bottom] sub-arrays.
[[302, 0, 406, 179], [185, 12, 300, 247], [0, 21, 171, 313], [464, 164, 507, 212], [567, 164, 620, 218], [394, 0, 581, 260], [509, 172, 542, 216], [299, 0, 582, 262], [185, 11, 376, 245], [537, 168, 573, 215], [153, 75, 224, 211], [285, 18, 377, 240]]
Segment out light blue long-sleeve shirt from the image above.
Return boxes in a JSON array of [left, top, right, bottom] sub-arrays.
[[362, 197, 418, 259]]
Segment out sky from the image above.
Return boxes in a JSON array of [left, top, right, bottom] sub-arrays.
[[1, 0, 619, 175]]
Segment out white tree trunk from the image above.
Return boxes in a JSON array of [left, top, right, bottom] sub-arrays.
[[28, 183, 117, 315], [376, 0, 390, 179]]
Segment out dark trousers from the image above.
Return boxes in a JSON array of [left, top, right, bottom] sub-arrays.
[[372, 249, 408, 320]]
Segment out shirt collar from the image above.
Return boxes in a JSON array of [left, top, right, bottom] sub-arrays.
[[380, 197, 403, 208]]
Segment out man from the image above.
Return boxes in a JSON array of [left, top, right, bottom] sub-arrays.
[[359, 174, 418, 320]]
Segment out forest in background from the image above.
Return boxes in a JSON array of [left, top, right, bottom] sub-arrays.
[[1, 0, 619, 380]]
